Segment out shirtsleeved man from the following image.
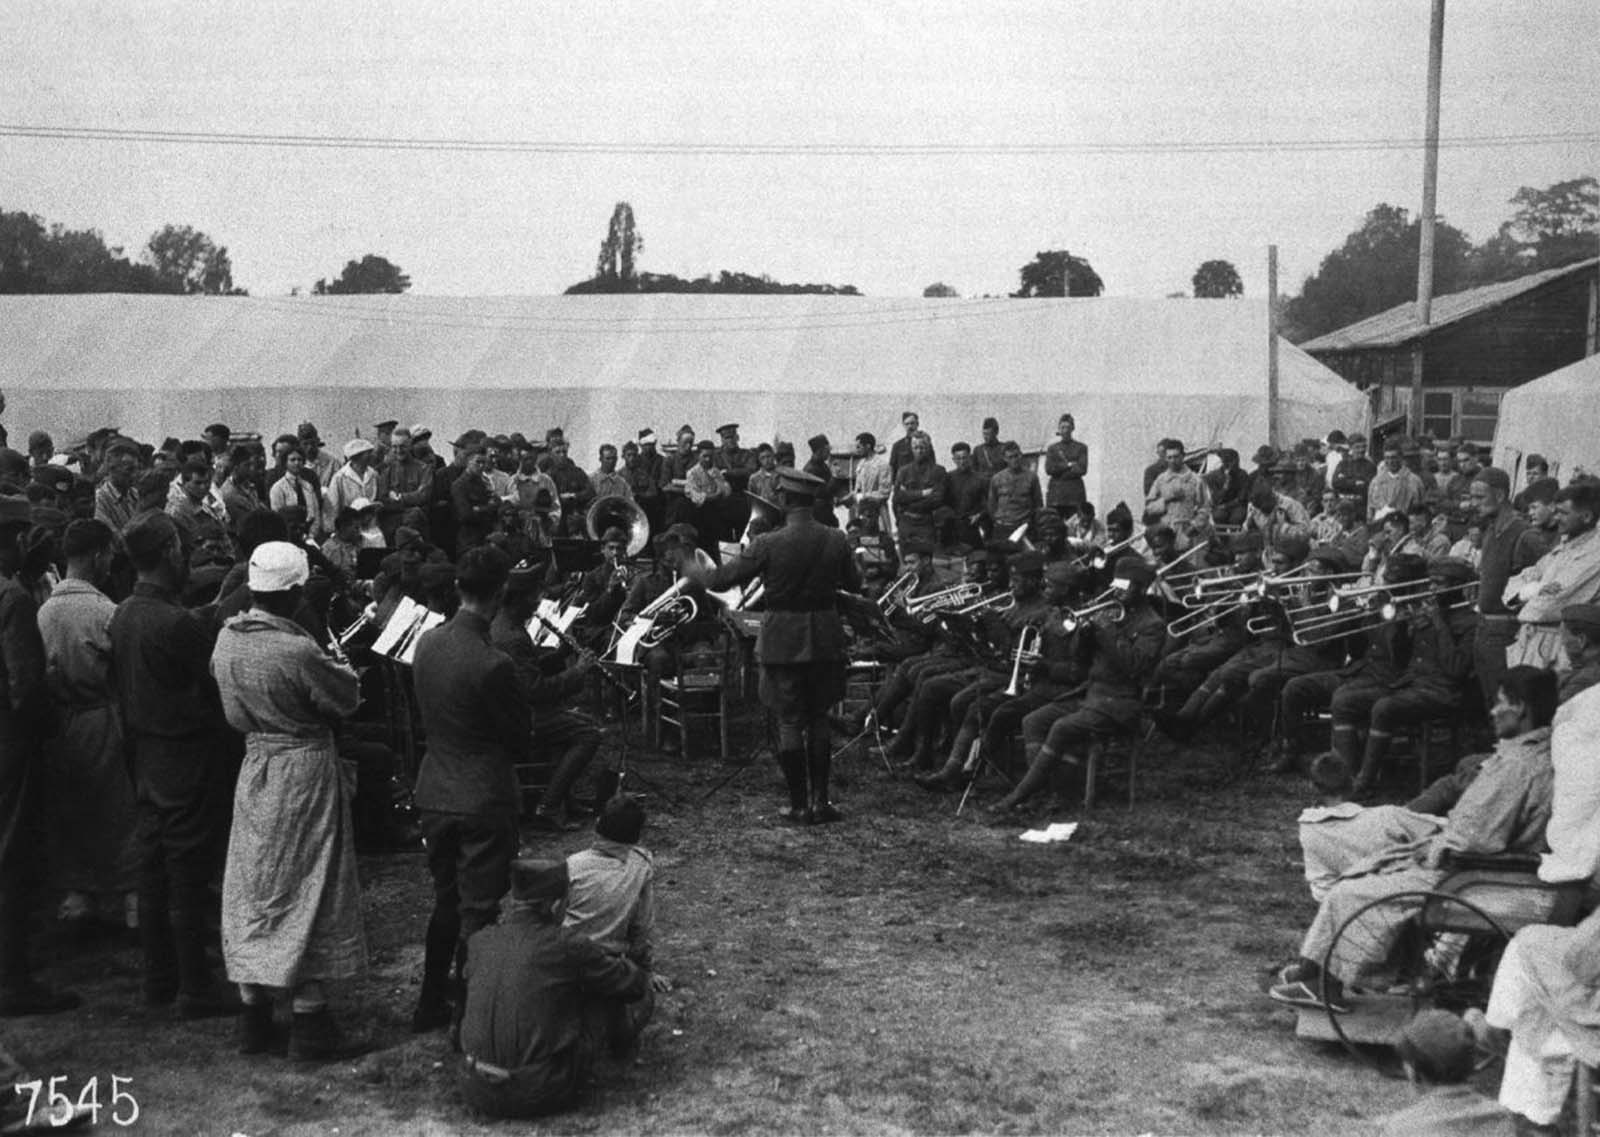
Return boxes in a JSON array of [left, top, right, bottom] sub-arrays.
[[686, 468, 862, 824]]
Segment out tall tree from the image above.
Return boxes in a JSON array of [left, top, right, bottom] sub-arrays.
[[922, 281, 960, 298], [314, 254, 411, 295], [593, 202, 642, 291], [1191, 259, 1243, 299], [1012, 250, 1104, 298], [1500, 176, 1598, 271], [1, 210, 163, 293], [146, 224, 236, 294], [1284, 204, 1473, 340]]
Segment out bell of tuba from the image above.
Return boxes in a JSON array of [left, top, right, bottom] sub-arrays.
[[586, 495, 652, 558]]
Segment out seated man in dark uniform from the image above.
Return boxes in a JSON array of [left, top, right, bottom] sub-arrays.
[[456, 857, 650, 1120]]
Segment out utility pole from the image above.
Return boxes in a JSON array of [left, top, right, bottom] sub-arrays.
[[1267, 245, 1280, 448], [1410, 0, 1446, 434]]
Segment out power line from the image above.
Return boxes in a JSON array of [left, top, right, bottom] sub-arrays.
[[2, 122, 1595, 157]]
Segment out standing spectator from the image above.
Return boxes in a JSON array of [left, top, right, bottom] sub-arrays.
[[589, 444, 632, 503], [298, 423, 337, 487], [986, 443, 1041, 537], [212, 543, 367, 1060], [1206, 448, 1249, 526], [109, 512, 238, 1017], [1504, 482, 1600, 670], [626, 430, 665, 535], [889, 412, 920, 477], [38, 520, 136, 934], [942, 442, 989, 550], [969, 417, 1009, 479], [802, 435, 842, 528], [847, 432, 893, 534], [747, 444, 779, 503], [93, 442, 140, 531], [267, 445, 326, 537], [1043, 413, 1088, 512], [1145, 439, 1211, 549], [325, 439, 381, 522], [0, 496, 78, 1015], [1367, 437, 1425, 521], [891, 433, 946, 548], [1332, 435, 1377, 503], [409, 546, 529, 1034], [1469, 467, 1543, 710], [220, 445, 266, 525], [452, 447, 500, 554], [545, 438, 594, 536]]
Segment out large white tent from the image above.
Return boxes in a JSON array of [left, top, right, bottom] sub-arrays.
[[1, 293, 1366, 509], [1494, 352, 1600, 485]]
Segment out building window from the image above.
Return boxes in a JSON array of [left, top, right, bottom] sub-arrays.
[[1416, 388, 1503, 441]]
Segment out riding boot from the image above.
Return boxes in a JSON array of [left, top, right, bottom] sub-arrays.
[[775, 749, 810, 819], [807, 733, 842, 824], [411, 916, 457, 1033], [992, 748, 1056, 812], [1353, 730, 1390, 794]]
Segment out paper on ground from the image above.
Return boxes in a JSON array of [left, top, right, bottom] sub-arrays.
[[1018, 822, 1079, 844]]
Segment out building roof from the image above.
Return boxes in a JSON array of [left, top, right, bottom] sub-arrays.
[[1301, 257, 1598, 353]]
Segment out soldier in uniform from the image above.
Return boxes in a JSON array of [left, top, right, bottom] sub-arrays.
[[686, 468, 861, 824]]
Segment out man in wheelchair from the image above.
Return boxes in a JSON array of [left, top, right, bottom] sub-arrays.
[[1270, 667, 1559, 1013]]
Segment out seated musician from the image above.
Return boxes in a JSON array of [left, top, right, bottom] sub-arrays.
[[854, 539, 941, 664], [1167, 537, 1332, 739], [616, 525, 725, 757], [490, 559, 606, 831], [1205, 448, 1249, 527], [1149, 532, 1263, 712], [1032, 509, 1071, 564], [841, 548, 992, 741], [987, 559, 1166, 819], [1292, 557, 1477, 791], [918, 559, 1094, 792], [574, 526, 635, 645], [1273, 553, 1432, 776], [1268, 667, 1557, 1013], [1062, 502, 1104, 556], [891, 551, 1051, 773]]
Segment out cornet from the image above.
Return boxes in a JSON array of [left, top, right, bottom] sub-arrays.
[[954, 591, 1017, 617], [904, 582, 984, 616], [1003, 625, 1044, 697], [1060, 593, 1126, 633]]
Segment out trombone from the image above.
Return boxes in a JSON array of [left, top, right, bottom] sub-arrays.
[[877, 571, 918, 615], [1166, 593, 1246, 638], [1088, 536, 1137, 571], [1184, 569, 1265, 606], [1002, 625, 1044, 696]]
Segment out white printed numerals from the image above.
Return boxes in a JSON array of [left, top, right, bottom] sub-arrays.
[[13, 1075, 140, 1127]]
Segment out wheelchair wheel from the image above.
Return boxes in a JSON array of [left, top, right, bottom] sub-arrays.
[[1319, 889, 1509, 1074]]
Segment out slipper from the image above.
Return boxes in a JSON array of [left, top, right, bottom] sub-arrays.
[[1268, 979, 1348, 1014]]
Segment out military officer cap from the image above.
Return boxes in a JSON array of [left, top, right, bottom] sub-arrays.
[[808, 433, 830, 451], [695, 439, 716, 452], [1561, 604, 1600, 639], [772, 467, 823, 500], [716, 423, 739, 436], [509, 857, 569, 902], [374, 420, 399, 433]]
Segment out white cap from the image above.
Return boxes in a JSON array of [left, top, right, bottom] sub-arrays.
[[348, 496, 378, 513], [343, 438, 377, 460], [248, 541, 309, 592]]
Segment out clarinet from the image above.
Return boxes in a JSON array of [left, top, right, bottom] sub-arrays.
[[533, 613, 639, 705]]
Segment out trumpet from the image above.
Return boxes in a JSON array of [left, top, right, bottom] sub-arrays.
[[878, 571, 918, 615], [1060, 593, 1126, 633], [1003, 625, 1044, 697], [904, 582, 984, 616], [954, 591, 1017, 617], [333, 603, 379, 649]]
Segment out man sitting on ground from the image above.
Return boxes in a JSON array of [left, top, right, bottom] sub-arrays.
[[1269, 666, 1558, 1013], [456, 858, 650, 1120]]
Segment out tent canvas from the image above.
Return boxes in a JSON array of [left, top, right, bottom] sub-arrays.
[[0, 293, 1367, 510], [1493, 352, 1600, 485]]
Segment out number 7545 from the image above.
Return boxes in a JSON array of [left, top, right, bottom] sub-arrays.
[[13, 1075, 140, 1127]]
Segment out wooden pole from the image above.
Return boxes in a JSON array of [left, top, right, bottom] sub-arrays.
[[1411, 0, 1446, 433], [1267, 245, 1280, 448]]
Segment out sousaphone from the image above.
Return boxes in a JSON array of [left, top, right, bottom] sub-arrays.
[[585, 495, 652, 557]]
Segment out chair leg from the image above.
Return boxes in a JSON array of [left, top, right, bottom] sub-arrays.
[[1083, 740, 1102, 812], [1578, 1063, 1595, 1136], [718, 692, 729, 760]]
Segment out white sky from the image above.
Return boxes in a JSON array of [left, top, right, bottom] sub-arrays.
[[2, 0, 1595, 299]]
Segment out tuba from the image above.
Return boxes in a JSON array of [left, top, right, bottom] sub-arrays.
[[586, 495, 651, 557]]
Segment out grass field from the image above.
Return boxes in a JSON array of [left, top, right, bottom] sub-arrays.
[[6, 717, 1429, 1136]]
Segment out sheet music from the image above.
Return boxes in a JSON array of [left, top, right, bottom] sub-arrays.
[[371, 597, 422, 657], [398, 611, 446, 665]]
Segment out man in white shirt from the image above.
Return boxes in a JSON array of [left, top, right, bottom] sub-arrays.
[[1505, 482, 1600, 670]]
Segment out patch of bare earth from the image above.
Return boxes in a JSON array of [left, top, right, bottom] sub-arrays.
[[7, 719, 1415, 1135]]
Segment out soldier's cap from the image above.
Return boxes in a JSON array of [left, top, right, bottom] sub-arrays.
[[1113, 560, 1156, 587], [717, 423, 739, 436], [595, 795, 645, 844], [343, 438, 376, 460], [508, 857, 569, 903], [1428, 558, 1477, 586], [653, 531, 684, 553], [901, 411, 917, 424], [1561, 603, 1600, 638], [1473, 466, 1512, 493], [807, 433, 830, 451], [1252, 445, 1278, 465], [204, 423, 231, 439], [248, 541, 310, 592], [2, 494, 40, 529], [1382, 436, 1404, 454], [1304, 542, 1346, 570], [373, 420, 399, 432], [1008, 551, 1046, 576], [775, 467, 824, 496], [451, 430, 485, 450], [694, 439, 716, 452], [409, 424, 434, 443], [638, 429, 657, 445], [899, 538, 935, 558], [30, 465, 75, 493], [506, 558, 544, 593]]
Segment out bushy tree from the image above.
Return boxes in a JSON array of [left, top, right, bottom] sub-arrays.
[[1012, 250, 1103, 298], [922, 281, 960, 298], [1191, 259, 1243, 299], [146, 224, 237, 294], [1, 210, 162, 293], [314, 255, 411, 295]]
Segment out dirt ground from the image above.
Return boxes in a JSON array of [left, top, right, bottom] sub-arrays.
[[6, 712, 1433, 1136]]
